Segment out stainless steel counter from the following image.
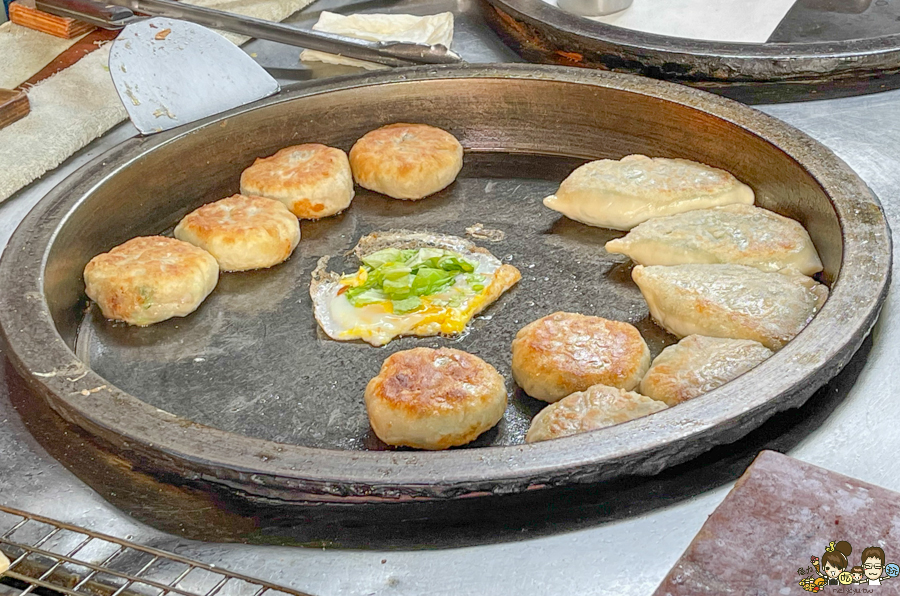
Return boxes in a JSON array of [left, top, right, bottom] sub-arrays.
[[1, 1, 899, 594]]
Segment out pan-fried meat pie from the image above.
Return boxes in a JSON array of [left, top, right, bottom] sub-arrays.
[[365, 347, 507, 450], [511, 312, 651, 403], [84, 236, 218, 326], [349, 123, 463, 200], [632, 264, 829, 351], [544, 155, 754, 231], [605, 204, 823, 274], [174, 194, 300, 271], [240, 143, 354, 219], [525, 384, 667, 443], [640, 335, 774, 406]]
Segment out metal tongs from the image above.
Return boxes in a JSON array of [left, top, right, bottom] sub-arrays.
[[33, 0, 462, 67]]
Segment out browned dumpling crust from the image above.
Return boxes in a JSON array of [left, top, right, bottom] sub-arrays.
[[604, 204, 823, 274], [640, 335, 774, 406], [83, 236, 219, 326], [364, 347, 507, 450], [525, 384, 667, 443], [240, 143, 354, 219], [631, 264, 829, 351], [543, 155, 754, 231], [174, 194, 300, 272], [349, 123, 463, 200], [512, 312, 651, 403]]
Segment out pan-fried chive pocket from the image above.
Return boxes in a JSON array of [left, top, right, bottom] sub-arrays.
[[605, 204, 822, 275], [632, 264, 829, 351], [640, 335, 774, 406], [544, 154, 754, 231], [526, 384, 667, 443]]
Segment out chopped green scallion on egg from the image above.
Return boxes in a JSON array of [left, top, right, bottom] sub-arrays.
[[342, 247, 487, 313]]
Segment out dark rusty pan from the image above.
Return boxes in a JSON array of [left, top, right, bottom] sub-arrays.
[[481, 0, 900, 102], [0, 65, 890, 505]]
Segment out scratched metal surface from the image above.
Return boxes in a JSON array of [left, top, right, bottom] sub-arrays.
[[0, 0, 899, 595]]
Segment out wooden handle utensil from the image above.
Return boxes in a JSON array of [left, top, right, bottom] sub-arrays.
[[0, 89, 30, 130]]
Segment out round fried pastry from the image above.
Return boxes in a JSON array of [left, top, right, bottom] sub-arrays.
[[84, 236, 219, 326], [240, 144, 354, 219], [174, 194, 300, 272], [512, 312, 651, 402], [525, 384, 668, 443], [364, 347, 507, 450], [349, 123, 463, 200]]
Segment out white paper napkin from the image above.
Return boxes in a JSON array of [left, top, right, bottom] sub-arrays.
[[544, 0, 797, 44], [300, 11, 454, 70]]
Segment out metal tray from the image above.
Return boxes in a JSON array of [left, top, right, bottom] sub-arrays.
[[0, 65, 890, 504], [481, 0, 900, 102]]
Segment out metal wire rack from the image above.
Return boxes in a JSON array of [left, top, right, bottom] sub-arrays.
[[0, 505, 312, 596]]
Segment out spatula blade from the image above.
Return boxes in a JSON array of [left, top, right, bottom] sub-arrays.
[[109, 17, 279, 135]]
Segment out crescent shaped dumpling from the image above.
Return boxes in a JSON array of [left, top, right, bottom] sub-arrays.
[[365, 347, 507, 450], [632, 264, 829, 351], [525, 384, 667, 443], [605, 204, 823, 275], [640, 335, 774, 406], [0, 549, 9, 574], [543, 155, 754, 231], [83, 236, 219, 326], [349, 123, 463, 200]]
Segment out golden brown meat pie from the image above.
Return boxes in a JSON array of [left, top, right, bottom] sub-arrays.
[[349, 123, 463, 200], [365, 347, 507, 450], [511, 312, 651, 403], [84, 236, 218, 326]]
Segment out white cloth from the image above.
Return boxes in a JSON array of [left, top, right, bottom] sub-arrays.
[[0, 21, 86, 89], [0, 45, 125, 202], [0, 0, 316, 204], [300, 11, 454, 70]]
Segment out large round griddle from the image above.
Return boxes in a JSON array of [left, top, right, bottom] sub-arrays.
[[0, 65, 890, 504], [482, 0, 900, 102]]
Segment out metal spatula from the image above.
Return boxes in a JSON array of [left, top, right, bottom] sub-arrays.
[[109, 17, 280, 135]]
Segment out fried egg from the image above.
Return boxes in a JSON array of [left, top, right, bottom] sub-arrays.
[[311, 230, 521, 346]]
